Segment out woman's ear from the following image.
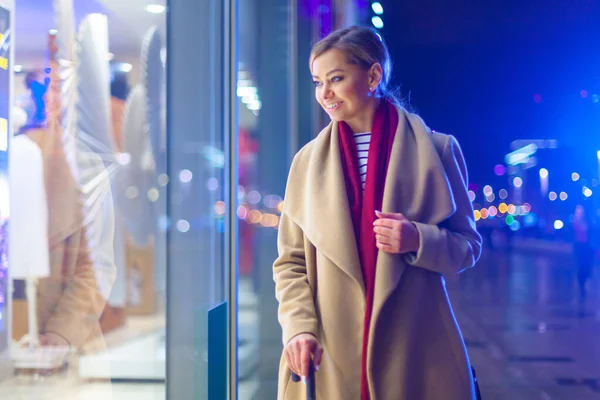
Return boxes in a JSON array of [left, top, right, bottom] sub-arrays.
[[369, 63, 383, 91]]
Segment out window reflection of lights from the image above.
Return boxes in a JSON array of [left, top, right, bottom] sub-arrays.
[[238, 186, 246, 201], [145, 4, 166, 14], [499, 189, 508, 200], [147, 188, 160, 202], [505, 215, 515, 226], [522, 203, 531, 214], [513, 177, 523, 188], [247, 101, 262, 111], [593, 179, 599, 187], [488, 206, 498, 217], [158, 174, 169, 186], [549, 191, 557, 201], [207, 177, 219, 191], [238, 72, 262, 112], [539, 168, 548, 179], [485, 193, 495, 202], [120, 63, 133, 73], [176, 219, 190, 233], [583, 187, 593, 197], [507, 204, 516, 215], [474, 210, 481, 221], [571, 172, 580, 182], [125, 186, 139, 199], [237, 206, 248, 220], [559, 191, 568, 201], [237, 86, 257, 97], [483, 185, 493, 196], [468, 190, 476, 202], [480, 208, 489, 219], [247, 190, 261, 205], [215, 201, 226, 215], [116, 152, 131, 165], [179, 169, 193, 183]]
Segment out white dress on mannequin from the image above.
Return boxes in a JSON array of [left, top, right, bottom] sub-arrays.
[[9, 134, 50, 280]]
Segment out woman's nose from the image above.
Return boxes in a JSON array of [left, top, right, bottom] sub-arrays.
[[322, 84, 333, 98]]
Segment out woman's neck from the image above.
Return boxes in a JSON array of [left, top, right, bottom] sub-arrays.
[[344, 98, 380, 133]]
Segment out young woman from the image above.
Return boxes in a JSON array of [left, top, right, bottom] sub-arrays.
[[273, 26, 482, 400]]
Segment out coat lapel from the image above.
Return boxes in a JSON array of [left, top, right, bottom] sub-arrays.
[[284, 122, 365, 295], [371, 108, 457, 329]]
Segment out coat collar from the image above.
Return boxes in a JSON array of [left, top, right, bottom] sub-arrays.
[[371, 110, 456, 322], [284, 106, 457, 300]]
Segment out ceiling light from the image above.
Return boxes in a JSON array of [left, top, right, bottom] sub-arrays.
[[120, 63, 133, 73], [145, 4, 166, 14], [14, 65, 22, 73], [107, 53, 114, 61], [49, 29, 57, 35]]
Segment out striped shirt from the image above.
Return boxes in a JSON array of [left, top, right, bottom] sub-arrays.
[[353, 132, 371, 191]]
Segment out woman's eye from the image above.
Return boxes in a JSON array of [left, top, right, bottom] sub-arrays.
[[331, 76, 343, 82], [313, 81, 322, 87]]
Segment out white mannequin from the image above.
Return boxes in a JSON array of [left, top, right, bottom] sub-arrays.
[[8, 106, 50, 348]]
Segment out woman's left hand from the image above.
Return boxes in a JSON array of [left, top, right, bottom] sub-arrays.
[[373, 211, 420, 254]]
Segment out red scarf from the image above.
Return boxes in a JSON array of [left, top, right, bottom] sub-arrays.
[[338, 99, 398, 400]]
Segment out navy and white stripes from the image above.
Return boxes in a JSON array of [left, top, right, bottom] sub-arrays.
[[353, 132, 371, 191]]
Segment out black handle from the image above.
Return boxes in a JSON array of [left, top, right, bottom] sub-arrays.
[[290, 361, 316, 400]]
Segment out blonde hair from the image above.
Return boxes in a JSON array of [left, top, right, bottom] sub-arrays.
[[310, 25, 402, 106]]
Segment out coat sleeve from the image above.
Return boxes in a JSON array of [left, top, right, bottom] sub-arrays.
[[405, 135, 482, 275], [273, 210, 319, 346]]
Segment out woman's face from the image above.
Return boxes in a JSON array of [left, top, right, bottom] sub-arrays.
[[311, 49, 379, 126]]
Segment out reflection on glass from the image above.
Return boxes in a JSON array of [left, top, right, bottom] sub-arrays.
[[0, 0, 167, 398]]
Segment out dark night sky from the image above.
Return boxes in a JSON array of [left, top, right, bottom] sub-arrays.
[[377, 0, 600, 186]]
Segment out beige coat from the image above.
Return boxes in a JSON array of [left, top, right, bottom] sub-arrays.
[[273, 107, 482, 400]]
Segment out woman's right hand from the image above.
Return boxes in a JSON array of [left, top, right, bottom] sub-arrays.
[[284, 333, 323, 381]]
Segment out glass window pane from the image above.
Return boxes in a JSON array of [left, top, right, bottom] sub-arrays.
[[1, 0, 170, 398]]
